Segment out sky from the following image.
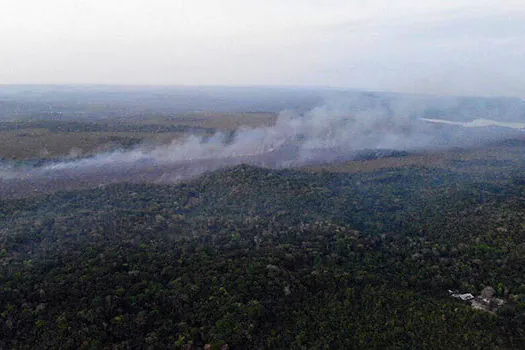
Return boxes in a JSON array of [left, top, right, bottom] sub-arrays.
[[1, 0, 525, 98]]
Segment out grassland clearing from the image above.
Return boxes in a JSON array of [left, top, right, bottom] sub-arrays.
[[0, 113, 277, 159]]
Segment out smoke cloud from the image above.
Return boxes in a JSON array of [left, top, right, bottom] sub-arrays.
[[0, 94, 523, 197]]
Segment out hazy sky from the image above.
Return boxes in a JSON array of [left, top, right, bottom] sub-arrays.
[[1, 0, 524, 97]]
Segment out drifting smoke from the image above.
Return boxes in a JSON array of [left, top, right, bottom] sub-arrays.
[[0, 93, 523, 196]]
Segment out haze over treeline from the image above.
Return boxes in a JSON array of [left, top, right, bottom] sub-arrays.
[[1, 85, 525, 122]]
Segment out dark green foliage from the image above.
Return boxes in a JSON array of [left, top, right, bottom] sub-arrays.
[[2, 160, 525, 348]]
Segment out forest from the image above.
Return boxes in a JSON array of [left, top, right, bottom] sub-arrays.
[[2, 144, 525, 348]]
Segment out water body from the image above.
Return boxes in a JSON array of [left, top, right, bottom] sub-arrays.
[[419, 118, 525, 130]]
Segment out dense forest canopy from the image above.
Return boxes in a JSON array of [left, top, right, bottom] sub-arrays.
[[2, 143, 525, 348]]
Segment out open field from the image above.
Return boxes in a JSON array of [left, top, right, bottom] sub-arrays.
[[0, 113, 276, 159], [134, 112, 277, 130], [0, 129, 187, 160]]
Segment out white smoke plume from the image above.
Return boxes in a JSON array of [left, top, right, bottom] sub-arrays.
[[0, 95, 522, 196]]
